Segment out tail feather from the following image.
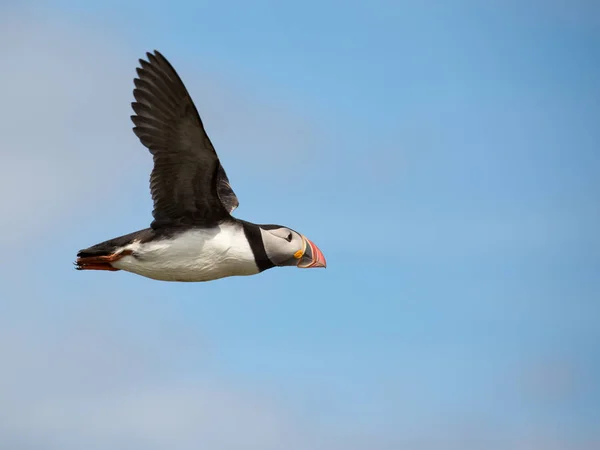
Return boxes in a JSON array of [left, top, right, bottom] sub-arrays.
[[75, 228, 153, 272], [75, 251, 131, 271], [74, 259, 121, 271]]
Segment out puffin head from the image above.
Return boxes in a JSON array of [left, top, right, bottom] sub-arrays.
[[259, 225, 327, 269]]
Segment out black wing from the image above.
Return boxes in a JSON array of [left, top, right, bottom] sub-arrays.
[[131, 50, 239, 229]]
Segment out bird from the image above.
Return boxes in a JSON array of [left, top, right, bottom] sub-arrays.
[[75, 50, 326, 282]]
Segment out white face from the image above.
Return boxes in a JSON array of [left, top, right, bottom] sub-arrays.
[[259, 226, 305, 266]]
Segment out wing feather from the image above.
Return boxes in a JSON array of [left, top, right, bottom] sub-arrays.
[[131, 50, 239, 228]]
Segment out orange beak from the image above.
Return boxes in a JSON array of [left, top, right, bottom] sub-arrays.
[[297, 236, 327, 268]]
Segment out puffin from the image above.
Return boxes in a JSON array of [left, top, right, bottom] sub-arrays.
[[75, 50, 326, 282]]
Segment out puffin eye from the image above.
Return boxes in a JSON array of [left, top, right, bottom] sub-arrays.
[[286, 233, 293, 242]]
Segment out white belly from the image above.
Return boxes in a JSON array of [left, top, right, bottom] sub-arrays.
[[111, 224, 259, 282]]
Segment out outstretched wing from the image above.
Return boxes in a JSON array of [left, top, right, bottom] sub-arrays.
[[131, 50, 239, 228]]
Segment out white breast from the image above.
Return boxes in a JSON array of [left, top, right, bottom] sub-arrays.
[[111, 223, 259, 282]]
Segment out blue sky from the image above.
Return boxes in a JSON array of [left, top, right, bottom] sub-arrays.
[[1, 1, 599, 448]]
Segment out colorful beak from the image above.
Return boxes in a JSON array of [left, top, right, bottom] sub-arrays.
[[297, 236, 327, 268]]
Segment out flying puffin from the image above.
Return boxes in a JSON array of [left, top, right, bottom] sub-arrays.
[[75, 50, 326, 282]]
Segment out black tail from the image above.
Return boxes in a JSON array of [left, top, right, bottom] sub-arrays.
[[75, 228, 154, 271]]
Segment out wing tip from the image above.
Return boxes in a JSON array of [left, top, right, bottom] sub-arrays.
[[137, 49, 161, 69]]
